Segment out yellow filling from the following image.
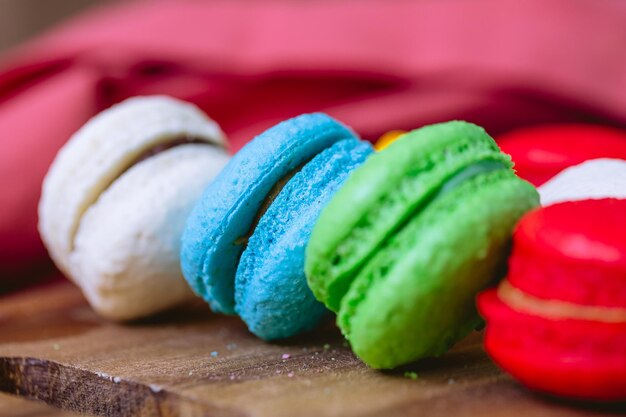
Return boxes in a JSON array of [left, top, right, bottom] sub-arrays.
[[498, 280, 626, 323]]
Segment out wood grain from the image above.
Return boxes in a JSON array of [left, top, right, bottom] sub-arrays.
[[0, 282, 624, 417]]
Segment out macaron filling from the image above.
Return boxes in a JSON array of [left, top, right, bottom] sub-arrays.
[[435, 160, 508, 198], [69, 138, 221, 250], [498, 281, 626, 323], [323, 155, 511, 312], [233, 164, 303, 247]]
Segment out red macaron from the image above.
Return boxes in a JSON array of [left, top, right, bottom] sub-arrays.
[[479, 198, 626, 401], [497, 124, 626, 186]]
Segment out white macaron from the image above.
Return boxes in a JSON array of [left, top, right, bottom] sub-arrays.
[[539, 158, 626, 206], [39, 96, 229, 320]]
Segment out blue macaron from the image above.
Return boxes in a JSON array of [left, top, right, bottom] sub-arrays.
[[180, 113, 373, 339]]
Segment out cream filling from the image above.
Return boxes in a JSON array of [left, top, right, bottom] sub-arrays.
[[498, 280, 626, 323], [233, 165, 302, 247], [69, 136, 219, 250]]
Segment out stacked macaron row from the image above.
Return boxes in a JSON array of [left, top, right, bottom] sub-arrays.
[[40, 96, 540, 372]]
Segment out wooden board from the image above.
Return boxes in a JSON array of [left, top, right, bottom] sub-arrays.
[[0, 392, 86, 417], [0, 282, 623, 417]]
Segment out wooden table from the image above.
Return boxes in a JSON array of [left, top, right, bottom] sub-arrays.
[[0, 281, 623, 417]]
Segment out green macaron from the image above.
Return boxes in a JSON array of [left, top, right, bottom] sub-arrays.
[[305, 121, 539, 369]]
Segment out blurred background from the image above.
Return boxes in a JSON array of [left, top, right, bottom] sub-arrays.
[[0, 0, 625, 293], [0, 0, 106, 53]]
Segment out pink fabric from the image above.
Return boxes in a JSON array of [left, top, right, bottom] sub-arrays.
[[1, 0, 625, 284]]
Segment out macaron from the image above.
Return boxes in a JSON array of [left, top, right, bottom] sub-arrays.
[[496, 124, 626, 186], [39, 96, 229, 320], [538, 158, 626, 206], [306, 121, 539, 369], [479, 199, 626, 401], [181, 113, 373, 340]]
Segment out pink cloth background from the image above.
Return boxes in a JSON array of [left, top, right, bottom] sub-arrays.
[[1, 0, 625, 287]]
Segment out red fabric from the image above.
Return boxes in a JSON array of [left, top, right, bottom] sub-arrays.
[[1, 0, 626, 283]]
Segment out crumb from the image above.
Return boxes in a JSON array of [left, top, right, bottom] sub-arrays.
[[52, 343, 61, 351], [448, 378, 456, 384], [404, 371, 419, 380], [323, 344, 330, 350], [287, 372, 294, 378], [188, 371, 194, 376], [276, 370, 281, 374], [210, 351, 219, 357], [331, 357, 336, 361], [281, 353, 290, 360], [226, 343, 238, 350], [113, 376, 121, 384], [229, 374, 235, 380]]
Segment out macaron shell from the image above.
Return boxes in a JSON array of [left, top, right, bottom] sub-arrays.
[[72, 144, 229, 320], [479, 290, 626, 400], [181, 113, 357, 314], [39, 96, 226, 277], [508, 198, 626, 308], [539, 158, 626, 206], [235, 139, 374, 340], [306, 121, 510, 313], [497, 124, 626, 186], [340, 169, 539, 369]]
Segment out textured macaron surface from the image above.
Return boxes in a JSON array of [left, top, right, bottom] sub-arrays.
[[306, 121, 514, 313], [181, 113, 358, 314], [508, 198, 626, 307], [236, 139, 373, 340], [479, 199, 626, 400], [306, 121, 539, 368], [39, 96, 226, 277], [72, 144, 229, 319], [38, 96, 229, 320], [341, 169, 538, 368], [479, 290, 626, 400]]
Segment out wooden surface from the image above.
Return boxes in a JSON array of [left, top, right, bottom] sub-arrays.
[[0, 392, 86, 417], [0, 282, 624, 417]]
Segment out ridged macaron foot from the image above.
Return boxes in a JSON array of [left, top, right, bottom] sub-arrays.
[[39, 96, 229, 320], [306, 121, 539, 368], [479, 199, 626, 401], [181, 113, 373, 339]]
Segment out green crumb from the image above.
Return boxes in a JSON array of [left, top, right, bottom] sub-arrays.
[[403, 371, 419, 380]]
